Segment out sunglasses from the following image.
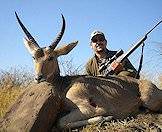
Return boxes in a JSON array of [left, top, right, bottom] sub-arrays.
[[91, 36, 105, 43]]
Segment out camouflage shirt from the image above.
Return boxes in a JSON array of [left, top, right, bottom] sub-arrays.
[[85, 49, 138, 78]]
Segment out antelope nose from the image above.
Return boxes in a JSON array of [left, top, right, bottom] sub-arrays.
[[35, 74, 46, 83]]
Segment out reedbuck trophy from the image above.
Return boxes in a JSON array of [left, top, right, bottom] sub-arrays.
[[15, 12, 162, 129]]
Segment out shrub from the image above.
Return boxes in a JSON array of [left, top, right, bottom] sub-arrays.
[[0, 68, 33, 117], [0, 67, 34, 89]]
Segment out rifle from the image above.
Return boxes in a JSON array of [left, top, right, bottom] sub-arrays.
[[99, 20, 162, 76]]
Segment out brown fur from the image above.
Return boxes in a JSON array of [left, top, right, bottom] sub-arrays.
[[56, 75, 161, 128], [0, 82, 62, 131]]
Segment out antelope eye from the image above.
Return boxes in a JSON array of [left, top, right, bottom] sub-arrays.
[[48, 57, 54, 61], [36, 49, 44, 58]]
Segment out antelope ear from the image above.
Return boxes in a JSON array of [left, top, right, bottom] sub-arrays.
[[23, 37, 40, 55], [55, 41, 78, 56]]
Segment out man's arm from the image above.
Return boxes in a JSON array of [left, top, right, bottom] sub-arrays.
[[119, 58, 137, 78]]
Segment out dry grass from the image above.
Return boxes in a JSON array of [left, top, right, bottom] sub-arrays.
[[0, 68, 33, 118], [158, 75, 162, 88], [0, 68, 33, 89], [81, 113, 162, 132], [0, 87, 22, 118]]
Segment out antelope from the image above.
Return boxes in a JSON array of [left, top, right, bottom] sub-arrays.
[[15, 12, 162, 129]]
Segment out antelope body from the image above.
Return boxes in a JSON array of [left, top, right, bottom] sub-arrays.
[[15, 12, 162, 129]]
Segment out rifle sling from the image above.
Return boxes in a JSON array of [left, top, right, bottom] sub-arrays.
[[135, 42, 145, 79]]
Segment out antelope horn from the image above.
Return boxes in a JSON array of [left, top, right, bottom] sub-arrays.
[[50, 14, 65, 50], [15, 12, 40, 48]]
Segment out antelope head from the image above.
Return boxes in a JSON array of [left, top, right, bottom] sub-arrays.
[[15, 12, 78, 83]]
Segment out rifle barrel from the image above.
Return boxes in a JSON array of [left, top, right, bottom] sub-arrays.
[[116, 20, 162, 62], [146, 20, 162, 36]]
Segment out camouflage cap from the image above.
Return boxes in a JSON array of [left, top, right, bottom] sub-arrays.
[[90, 30, 105, 40]]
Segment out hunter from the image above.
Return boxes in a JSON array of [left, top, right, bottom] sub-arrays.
[[86, 30, 137, 78]]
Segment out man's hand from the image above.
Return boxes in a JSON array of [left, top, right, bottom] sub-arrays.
[[110, 61, 124, 74]]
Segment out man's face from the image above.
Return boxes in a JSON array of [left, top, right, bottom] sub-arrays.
[[91, 34, 107, 52]]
